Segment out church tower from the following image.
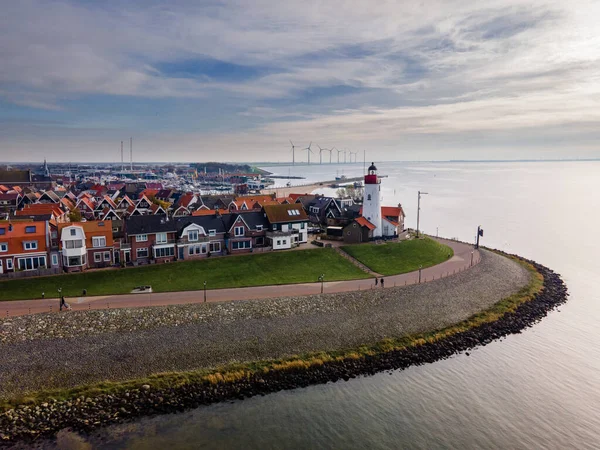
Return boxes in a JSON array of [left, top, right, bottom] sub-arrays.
[[363, 162, 382, 237]]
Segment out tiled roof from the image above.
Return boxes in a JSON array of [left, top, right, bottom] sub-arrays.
[[381, 206, 403, 218], [0, 220, 47, 255], [16, 204, 64, 217], [263, 204, 308, 223], [355, 217, 376, 230], [126, 215, 177, 235]]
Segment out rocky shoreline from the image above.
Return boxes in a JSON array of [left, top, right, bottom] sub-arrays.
[[0, 254, 568, 446]]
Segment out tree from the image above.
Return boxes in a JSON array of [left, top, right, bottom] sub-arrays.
[[68, 208, 82, 222], [336, 186, 363, 202]]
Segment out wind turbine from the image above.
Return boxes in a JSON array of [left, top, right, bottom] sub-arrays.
[[335, 148, 343, 164], [317, 145, 329, 164], [344, 149, 347, 163], [289, 140, 298, 166], [350, 151, 358, 163], [303, 141, 314, 164]]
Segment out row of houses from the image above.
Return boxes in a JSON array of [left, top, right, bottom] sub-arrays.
[[0, 203, 311, 277]]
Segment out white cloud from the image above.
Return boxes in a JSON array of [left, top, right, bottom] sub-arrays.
[[1, 0, 600, 161]]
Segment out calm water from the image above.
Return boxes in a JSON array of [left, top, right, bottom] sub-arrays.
[[89, 161, 600, 449]]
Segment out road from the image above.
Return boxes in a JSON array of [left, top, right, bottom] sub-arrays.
[[0, 238, 480, 317]]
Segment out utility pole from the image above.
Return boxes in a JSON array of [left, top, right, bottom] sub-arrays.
[[416, 191, 428, 238]]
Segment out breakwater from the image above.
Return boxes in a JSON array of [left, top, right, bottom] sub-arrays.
[[0, 253, 567, 445]]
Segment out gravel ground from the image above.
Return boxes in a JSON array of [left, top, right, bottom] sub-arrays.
[[0, 249, 529, 400]]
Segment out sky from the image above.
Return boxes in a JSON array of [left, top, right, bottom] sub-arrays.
[[1, 0, 600, 163]]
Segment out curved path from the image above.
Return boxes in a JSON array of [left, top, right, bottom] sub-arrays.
[[0, 238, 480, 317]]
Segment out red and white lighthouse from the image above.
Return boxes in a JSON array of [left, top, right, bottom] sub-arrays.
[[363, 162, 382, 237]]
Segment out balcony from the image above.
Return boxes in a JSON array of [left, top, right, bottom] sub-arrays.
[[177, 236, 209, 245], [266, 229, 299, 238]]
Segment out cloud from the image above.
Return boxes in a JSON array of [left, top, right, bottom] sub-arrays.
[[1, 0, 600, 161]]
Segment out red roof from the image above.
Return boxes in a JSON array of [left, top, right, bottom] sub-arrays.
[[16, 204, 64, 217], [381, 206, 403, 218], [288, 193, 310, 201], [355, 216, 376, 230]]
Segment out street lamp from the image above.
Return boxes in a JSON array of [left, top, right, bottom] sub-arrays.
[[418, 265, 422, 283], [471, 251, 474, 267], [203, 281, 207, 302], [318, 274, 324, 293], [416, 191, 428, 238]]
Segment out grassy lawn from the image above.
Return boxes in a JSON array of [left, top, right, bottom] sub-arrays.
[[0, 248, 371, 301], [341, 237, 453, 276]]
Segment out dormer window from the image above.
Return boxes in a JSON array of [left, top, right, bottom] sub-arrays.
[[70, 229, 77, 236], [256, 225, 263, 231], [188, 230, 199, 242], [234, 226, 244, 237]]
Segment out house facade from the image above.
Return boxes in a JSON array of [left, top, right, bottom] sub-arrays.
[[263, 204, 309, 250], [0, 220, 55, 276], [58, 221, 115, 272], [125, 215, 177, 264]]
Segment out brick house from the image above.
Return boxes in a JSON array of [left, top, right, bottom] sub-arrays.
[[125, 215, 177, 264], [224, 211, 270, 254], [174, 214, 227, 260]]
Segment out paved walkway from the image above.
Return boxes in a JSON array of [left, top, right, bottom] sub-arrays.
[[0, 238, 480, 318]]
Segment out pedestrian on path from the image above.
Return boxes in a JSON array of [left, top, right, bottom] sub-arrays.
[[59, 296, 71, 311], [375, 278, 378, 286], [380, 278, 385, 288]]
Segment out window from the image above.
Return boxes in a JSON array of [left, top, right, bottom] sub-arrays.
[[136, 248, 149, 258], [70, 229, 77, 236], [188, 230, 199, 242], [24, 241, 38, 250], [65, 239, 83, 249], [104, 251, 111, 262], [234, 226, 244, 237], [232, 240, 251, 250], [256, 225, 263, 231], [367, 194, 371, 201], [154, 246, 174, 258], [287, 209, 300, 216], [208, 229, 216, 237], [94, 252, 102, 263], [51, 254, 58, 266], [255, 237, 264, 246], [92, 236, 106, 248], [113, 227, 119, 233], [0, 243, 7, 252], [17, 256, 46, 270], [156, 232, 167, 244], [25, 226, 36, 233], [66, 255, 84, 266], [51, 231, 57, 238], [272, 224, 277, 231], [136, 234, 148, 242], [209, 242, 221, 252], [6, 259, 13, 270], [277, 240, 281, 246], [0, 228, 5, 235], [301, 223, 305, 229]]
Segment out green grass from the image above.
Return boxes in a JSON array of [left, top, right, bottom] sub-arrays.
[[341, 237, 453, 276], [0, 248, 370, 301], [0, 254, 542, 412]]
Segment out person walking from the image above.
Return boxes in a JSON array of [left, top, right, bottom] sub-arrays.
[[374, 278, 378, 287], [59, 295, 71, 311], [380, 278, 385, 288]]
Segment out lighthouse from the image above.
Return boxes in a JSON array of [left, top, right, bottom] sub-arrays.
[[363, 162, 382, 237]]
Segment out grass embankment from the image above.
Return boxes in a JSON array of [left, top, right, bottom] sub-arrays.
[[342, 237, 453, 275], [0, 255, 542, 412], [0, 248, 370, 301]]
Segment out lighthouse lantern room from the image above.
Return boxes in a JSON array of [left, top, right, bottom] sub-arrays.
[[363, 162, 383, 238]]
